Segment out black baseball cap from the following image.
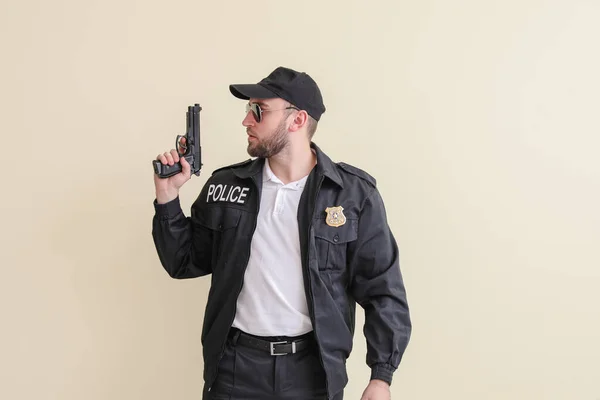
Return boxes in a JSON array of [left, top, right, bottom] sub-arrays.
[[229, 66, 326, 121]]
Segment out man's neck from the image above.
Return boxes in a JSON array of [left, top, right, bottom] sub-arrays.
[[267, 142, 316, 184]]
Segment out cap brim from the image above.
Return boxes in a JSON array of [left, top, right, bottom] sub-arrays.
[[229, 83, 277, 100]]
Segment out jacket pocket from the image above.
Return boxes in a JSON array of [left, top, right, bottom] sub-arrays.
[[195, 207, 242, 267], [196, 206, 241, 232], [313, 217, 358, 271]]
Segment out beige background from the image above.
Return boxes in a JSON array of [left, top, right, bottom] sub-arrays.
[[2, 0, 599, 399]]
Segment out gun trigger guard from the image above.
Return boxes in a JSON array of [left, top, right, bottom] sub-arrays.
[[176, 135, 187, 156]]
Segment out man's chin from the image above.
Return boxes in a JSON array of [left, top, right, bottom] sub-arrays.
[[247, 144, 263, 158]]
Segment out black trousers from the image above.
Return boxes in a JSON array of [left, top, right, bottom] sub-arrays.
[[203, 328, 343, 400]]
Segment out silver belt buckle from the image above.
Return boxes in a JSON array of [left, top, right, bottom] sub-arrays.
[[270, 340, 294, 356]]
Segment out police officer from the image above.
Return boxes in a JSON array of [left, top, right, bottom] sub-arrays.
[[152, 66, 411, 400]]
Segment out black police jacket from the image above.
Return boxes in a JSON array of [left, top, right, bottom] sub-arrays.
[[152, 143, 411, 399]]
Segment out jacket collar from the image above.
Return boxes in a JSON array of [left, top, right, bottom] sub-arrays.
[[311, 142, 343, 188], [232, 142, 344, 188]]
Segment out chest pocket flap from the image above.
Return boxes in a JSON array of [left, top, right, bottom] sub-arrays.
[[196, 207, 241, 232], [314, 217, 358, 244]]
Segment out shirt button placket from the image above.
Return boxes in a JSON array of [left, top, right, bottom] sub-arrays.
[[273, 186, 284, 215]]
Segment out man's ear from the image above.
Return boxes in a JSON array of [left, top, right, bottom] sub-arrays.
[[289, 110, 308, 133]]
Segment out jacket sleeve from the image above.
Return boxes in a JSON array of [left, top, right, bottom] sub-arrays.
[[348, 187, 411, 386], [151, 195, 213, 279]]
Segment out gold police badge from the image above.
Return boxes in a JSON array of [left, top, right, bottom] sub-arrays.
[[325, 206, 346, 227]]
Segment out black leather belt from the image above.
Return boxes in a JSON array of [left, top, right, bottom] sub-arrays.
[[231, 329, 314, 356]]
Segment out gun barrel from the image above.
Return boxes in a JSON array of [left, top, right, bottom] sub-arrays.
[[192, 104, 202, 174], [186, 107, 193, 146]]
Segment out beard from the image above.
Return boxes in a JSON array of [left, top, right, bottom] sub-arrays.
[[247, 119, 289, 158]]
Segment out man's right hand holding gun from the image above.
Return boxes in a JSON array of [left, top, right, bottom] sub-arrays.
[[153, 138, 193, 204]]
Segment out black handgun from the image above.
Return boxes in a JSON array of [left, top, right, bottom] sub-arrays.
[[153, 104, 202, 178]]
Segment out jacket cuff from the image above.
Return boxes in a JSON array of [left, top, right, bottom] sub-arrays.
[[153, 196, 182, 218], [370, 363, 396, 386]]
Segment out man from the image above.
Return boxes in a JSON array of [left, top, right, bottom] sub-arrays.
[[152, 66, 411, 400]]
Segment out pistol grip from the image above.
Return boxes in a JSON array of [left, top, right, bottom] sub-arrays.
[[152, 159, 183, 178]]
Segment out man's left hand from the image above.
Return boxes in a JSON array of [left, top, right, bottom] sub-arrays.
[[360, 379, 391, 400]]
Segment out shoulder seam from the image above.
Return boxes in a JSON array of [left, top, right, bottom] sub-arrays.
[[337, 162, 377, 187], [360, 186, 378, 210]]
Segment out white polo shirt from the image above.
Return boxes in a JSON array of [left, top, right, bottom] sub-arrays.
[[231, 158, 313, 337]]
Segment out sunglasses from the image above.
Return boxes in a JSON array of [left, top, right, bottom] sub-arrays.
[[246, 102, 300, 123]]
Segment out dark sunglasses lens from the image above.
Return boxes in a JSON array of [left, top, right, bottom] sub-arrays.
[[252, 103, 261, 122], [246, 103, 261, 122]]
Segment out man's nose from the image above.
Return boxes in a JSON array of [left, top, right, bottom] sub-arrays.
[[242, 110, 255, 127]]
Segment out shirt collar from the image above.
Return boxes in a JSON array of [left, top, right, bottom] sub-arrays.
[[263, 158, 281, 184], [263, 158, 308, 190]]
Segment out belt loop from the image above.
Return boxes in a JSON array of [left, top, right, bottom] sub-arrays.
[[231, 329, 241, 346]]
